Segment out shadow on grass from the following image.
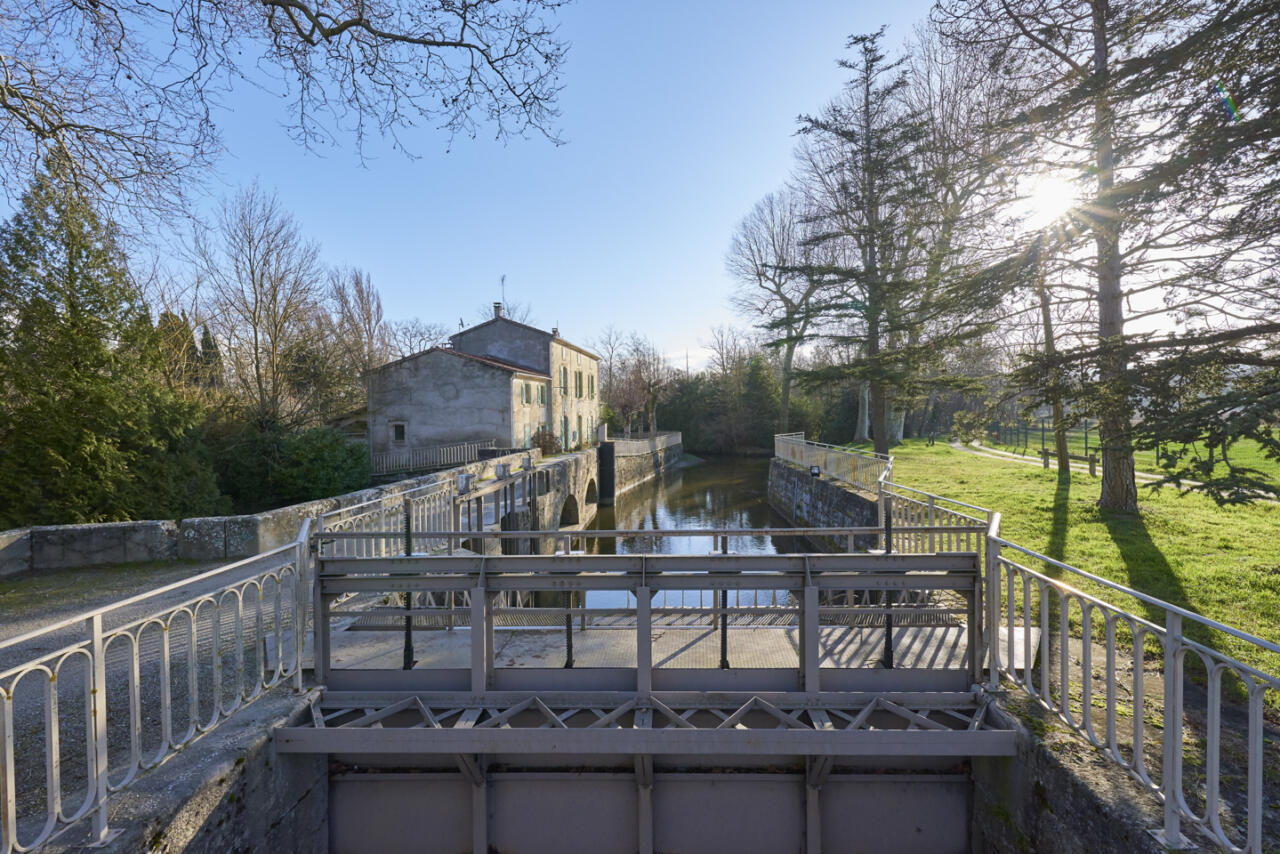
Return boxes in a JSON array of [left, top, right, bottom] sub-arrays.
[[1046, 473, 1070, 562], [1101, 506, 1221, 659]]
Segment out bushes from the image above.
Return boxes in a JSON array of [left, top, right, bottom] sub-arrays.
[[211, 425, 369, 513]]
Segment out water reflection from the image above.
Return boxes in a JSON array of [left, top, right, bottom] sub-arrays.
[[585, 456, 804, 555], [582, 456, 801, 610]]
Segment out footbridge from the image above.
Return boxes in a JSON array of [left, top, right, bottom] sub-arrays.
[[280, 526, 1014, 854]]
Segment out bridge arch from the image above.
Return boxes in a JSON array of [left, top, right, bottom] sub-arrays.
[[558, 494, 580, 527], [584, 478, 598, 505]]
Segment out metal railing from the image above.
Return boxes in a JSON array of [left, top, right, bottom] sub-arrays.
[[371, 439, 496, 475], [775, 433, 1278, 850], [312, 531, 986, 692], [985, 525, 1279, 853], [318, 480, 456, 558], [608, 431, 682, 456], [774, 433, 892, 494], [883, 483, 990, 554], [0, 521, 311, 853]]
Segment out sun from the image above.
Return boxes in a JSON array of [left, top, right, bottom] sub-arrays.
[[1020, 174, 1081, 230]]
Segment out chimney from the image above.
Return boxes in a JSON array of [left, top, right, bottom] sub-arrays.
[[493, 302, 503, 319], [551, 327, 558, 337]]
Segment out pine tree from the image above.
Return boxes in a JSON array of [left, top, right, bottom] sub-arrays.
[[199, 325, 225, 390], [0, 161, 225, 525]]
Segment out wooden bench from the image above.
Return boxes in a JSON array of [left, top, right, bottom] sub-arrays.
[[1041, 447, 1098, 476]]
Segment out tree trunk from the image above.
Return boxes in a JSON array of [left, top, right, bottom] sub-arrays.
[[854, 382, 870, 442], [779, 342, 795, 433], [888, 407, 906, 444], [1091, 0, 1138, 511], [1036, 266, 1071, 478]]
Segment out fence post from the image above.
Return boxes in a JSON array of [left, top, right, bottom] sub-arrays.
[[927, 497, 936, 553], [985, 528, 1002, 691], [294, 530, 307, 692], [1155, 609, 1187, 848], [883, 494, 893, 555], [402, 497, 414, 671], [89, 614, 111, 844]]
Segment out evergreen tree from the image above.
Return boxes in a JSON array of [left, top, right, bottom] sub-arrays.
[[199, 324, 225, 390], [0, 162, 225, 525], [741, 357, 782, 449]]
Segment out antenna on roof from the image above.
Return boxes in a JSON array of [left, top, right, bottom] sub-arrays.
[[500, 273, 506, 307], [458, 317, 464, 330]]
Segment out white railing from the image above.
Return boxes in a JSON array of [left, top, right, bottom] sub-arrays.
[[774, 433, 892, 494], [371, 439, 496, 475], [0, 521, 311, 853], [884, 483, 990, 554], [986, 525, 1279, 852], [318, 481, 455, 558], [608, 431, 682, 457]]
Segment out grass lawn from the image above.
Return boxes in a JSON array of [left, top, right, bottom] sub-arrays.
[[849, 439, 1280, 684]]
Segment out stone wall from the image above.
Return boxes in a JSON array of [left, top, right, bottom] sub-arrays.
[[970, 700, 1167, 854], [607, 438, 683, 503], [1, 522, 178, 578], [2, 449, 539, 572], [46, 688, 327, 854], [368, 348, 520, 455], [766, 458, 880, 551], [0, 527, 31, 577]]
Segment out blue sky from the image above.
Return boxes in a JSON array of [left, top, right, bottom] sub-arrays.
[[212, 0, 936, 364]]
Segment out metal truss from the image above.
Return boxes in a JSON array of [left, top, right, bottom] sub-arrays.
[[275, 690, 1015, 758]]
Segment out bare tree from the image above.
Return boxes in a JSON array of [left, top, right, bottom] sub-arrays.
[[387, 317, 452, 359], [473, 298, 535, 325], [626, 335, 671, 436], [0, 0, 568, 212], [592, 325, 628, 406], [198, 183, 327, 428], [727, 189, 827, 432], [329, 267, 391, 375]]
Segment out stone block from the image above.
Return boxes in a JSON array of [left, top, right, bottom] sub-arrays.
[[0, 527, 31, 577], [179, 517, 227, 560], [31, 523, 126, 568], [122, 520, 177, 563], [223, 515, 261, 558]]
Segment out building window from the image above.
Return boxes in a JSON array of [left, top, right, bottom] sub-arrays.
[[524, 425, 532, 447], [575, 370, 583, 398], [588, 374, 595, 398], [576, 415, 582, 444], [391, 422, 407, 444], [522, 381, 531, 404], [560, 366, 569, 395], [538, 384, 546, 404]]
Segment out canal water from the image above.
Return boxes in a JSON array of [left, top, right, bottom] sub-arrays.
[[585, 455, 801, 554], [582, 455, 804, 610]]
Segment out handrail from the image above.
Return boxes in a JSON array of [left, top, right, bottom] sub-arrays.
[[992, 535, 1280, 657], [0, 519, 314, 852], [0, 529, 307, 652]]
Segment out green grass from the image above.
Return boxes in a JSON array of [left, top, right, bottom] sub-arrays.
[[848, 439, 1280, 686], [989, 429, 1280, 489]]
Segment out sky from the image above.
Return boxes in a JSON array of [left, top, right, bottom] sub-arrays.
[[209, 0, 938, 366]]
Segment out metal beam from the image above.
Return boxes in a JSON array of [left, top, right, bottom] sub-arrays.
[[275, 727, 1016, 757]]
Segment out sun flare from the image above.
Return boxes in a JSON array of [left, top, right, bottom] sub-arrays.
[[1021, 175, 1081, 230]]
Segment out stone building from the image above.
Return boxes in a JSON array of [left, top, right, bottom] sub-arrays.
[[366, 306, 600, 462]]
